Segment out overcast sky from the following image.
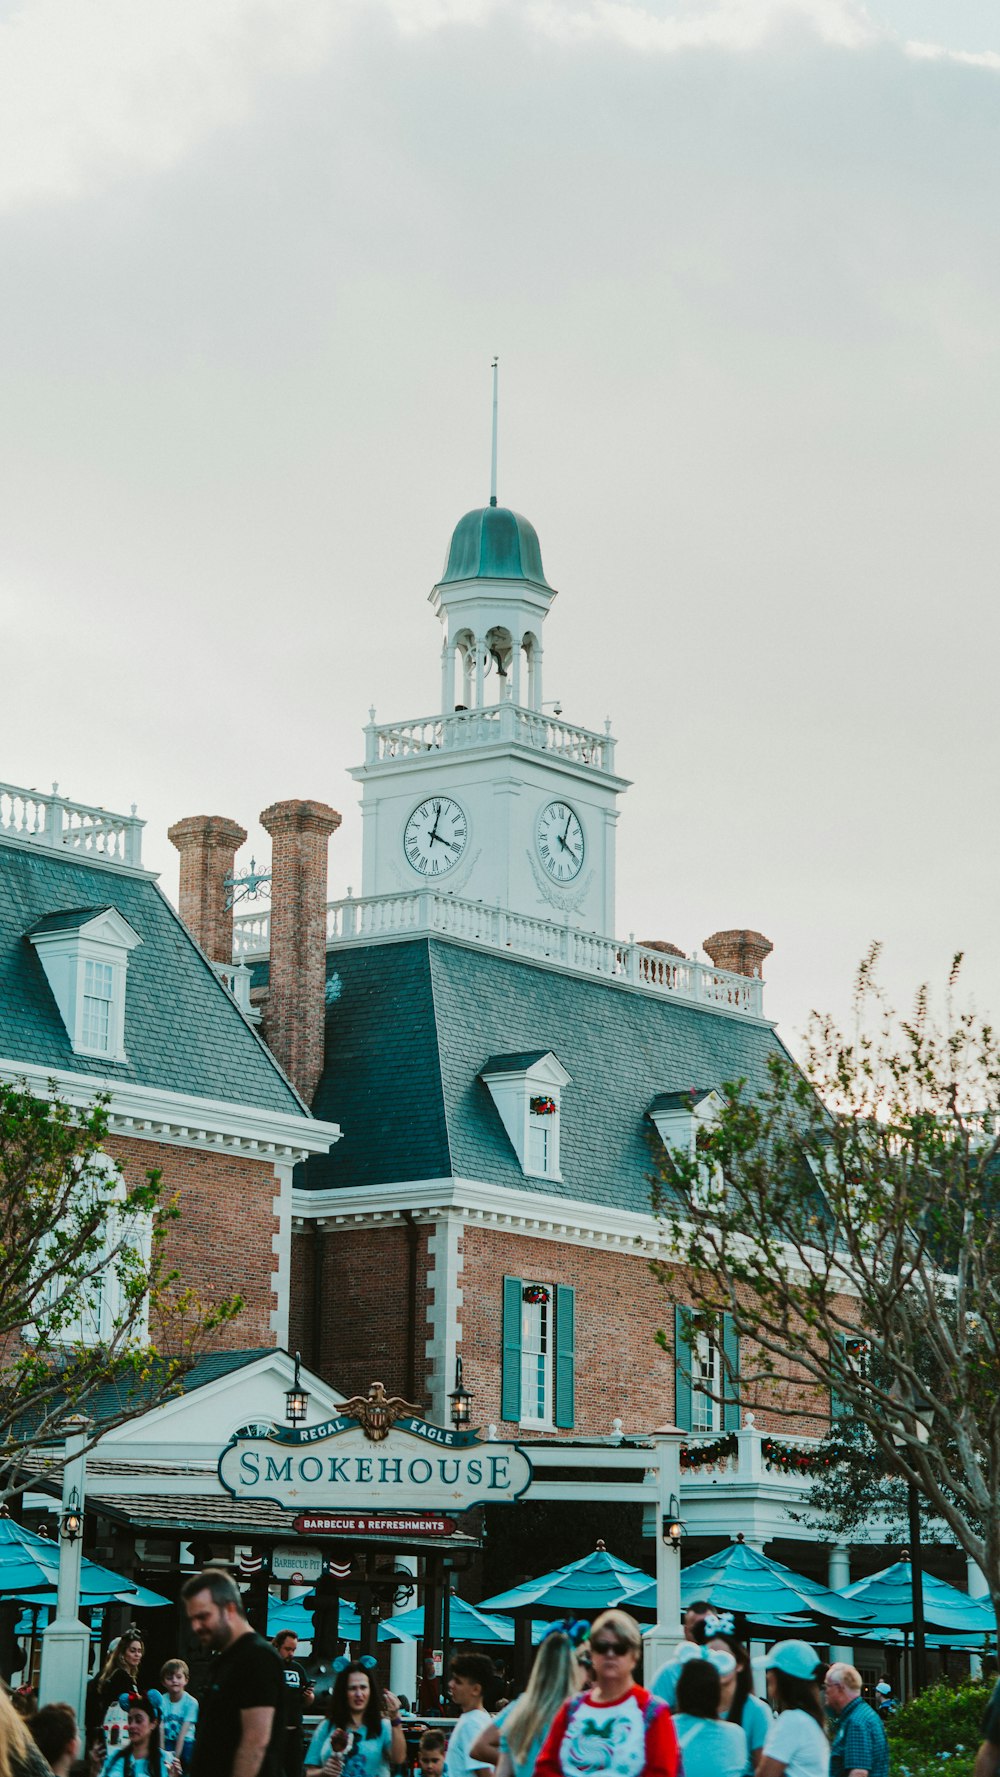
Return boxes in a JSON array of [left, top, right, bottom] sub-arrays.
[[2, 0, 999, 1048]]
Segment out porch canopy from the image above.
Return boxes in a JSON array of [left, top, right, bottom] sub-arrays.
[[479, 1542, 654, 1619], [839, 1561, 998, 1636], [625, 1540, 876, 1632]]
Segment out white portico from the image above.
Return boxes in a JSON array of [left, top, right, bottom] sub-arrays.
[[350, 496, 629, 937]]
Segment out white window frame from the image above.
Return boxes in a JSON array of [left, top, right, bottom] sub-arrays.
[[519, 1285, 554, 1428], [28, 908, 141, 1062], [692, 1330, 721, 1435], [34, 1154, 153, 1349], [481, 1052, 571, 1182]]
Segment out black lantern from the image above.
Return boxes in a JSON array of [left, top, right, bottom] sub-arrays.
[[663, 1495, 684, 1551], [449, 1356, 473, 1431], [285, 1351, 309, 1426], [60, 1487, 83, 1542]]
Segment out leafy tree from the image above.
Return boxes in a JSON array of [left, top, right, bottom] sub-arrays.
[[0, 1076, 242, 1496], [651, 951, 1000, 1637]]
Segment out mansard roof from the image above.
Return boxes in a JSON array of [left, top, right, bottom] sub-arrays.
[[302, 937, 793, 1215], [0, 840, 304, 1116]]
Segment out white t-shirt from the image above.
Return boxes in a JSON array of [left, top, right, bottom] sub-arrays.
[[761, 1708, 830, 1777], [445, 1709, 493, 1777]]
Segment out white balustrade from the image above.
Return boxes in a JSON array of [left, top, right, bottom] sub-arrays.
[[0, 781, 144, 867], [233, 890, 765, 1016], [364, 705, 616, 773]]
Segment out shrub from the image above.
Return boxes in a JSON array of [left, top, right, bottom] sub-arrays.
[[885, 1680, 988, 1771]]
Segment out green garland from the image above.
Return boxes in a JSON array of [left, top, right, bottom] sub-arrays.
[[680, 1431, 738, 1469], [762, 1434, 839, 1475]]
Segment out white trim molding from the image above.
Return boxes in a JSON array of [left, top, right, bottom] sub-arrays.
[[293, 1176, 666, 1256], [424, 1211, 464, 1422], [0, 1057, 341, 1162]]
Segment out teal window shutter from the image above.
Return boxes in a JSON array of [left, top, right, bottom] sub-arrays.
[[554, 1285, 576, 1429], [501, 1276, 523, 1422], [722, 1312, 741, 1432], [674, 1305, 693, 1432], [830, 1333, 856, 1424]]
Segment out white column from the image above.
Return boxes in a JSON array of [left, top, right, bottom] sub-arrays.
[[827, 1544, 853, 1665], [440, 645, 453, 715], [533, 646, 543, 711], [511, 639, 522, 706], [474, 638, 485, 709], [39, 1418, 91, 1723], [390, 1558, 418, 1703], [968, 1556, 989, 1679], [641, 1426, 683, 1681]]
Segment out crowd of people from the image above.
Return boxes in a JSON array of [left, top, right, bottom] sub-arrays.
[[1, 1572, 998, 1777]]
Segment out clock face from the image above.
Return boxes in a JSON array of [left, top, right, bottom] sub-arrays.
[[403, 797, 468, 877], [536, 800, 585, 882]]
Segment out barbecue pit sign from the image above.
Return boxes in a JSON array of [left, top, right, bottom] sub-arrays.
[[219, 1409, 532, 1513]]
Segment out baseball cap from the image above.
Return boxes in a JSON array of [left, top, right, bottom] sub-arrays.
[[875, 1681, 892, 1695], [765, 1641, 821, 1680]]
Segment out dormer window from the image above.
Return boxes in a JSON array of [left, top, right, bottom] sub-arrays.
[[481, 1051, 571, 1181], [27, 907, 141, 1062]]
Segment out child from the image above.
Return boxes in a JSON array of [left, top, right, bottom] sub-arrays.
[[159, 1661, 198, 1772], [443, 1655, 494, 1777], [418, 1729, 447, 1777]]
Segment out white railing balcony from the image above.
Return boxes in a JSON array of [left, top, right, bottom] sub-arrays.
[[211, 960, 261, 1024], [233, 890, 765, 1018], [0, 781, 144, 868], [362, 704, 618, 775]]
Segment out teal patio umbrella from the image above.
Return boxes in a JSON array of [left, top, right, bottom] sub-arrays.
[[382, 1596, 515, 1646], [624, 1540, 876, 1631], [0, 1516, 169, 1607], [839, 1561, 998, 1635], [479, 1542, 654, 1618]]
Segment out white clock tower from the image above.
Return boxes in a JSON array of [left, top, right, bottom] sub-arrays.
[[351, 493, 629, 936]]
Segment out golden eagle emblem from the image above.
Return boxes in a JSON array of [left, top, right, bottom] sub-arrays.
[[340, 1381, 421, 1442]]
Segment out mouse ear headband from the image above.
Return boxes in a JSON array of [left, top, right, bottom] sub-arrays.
[[332, 1654, 378, 1674], [541, 1619, 590, 1648]]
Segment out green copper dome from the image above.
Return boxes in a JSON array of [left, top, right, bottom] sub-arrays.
[[439, 504, 552, 590]]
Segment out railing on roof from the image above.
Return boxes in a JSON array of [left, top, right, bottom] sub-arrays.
[[363, 703, 617, 774], [232, 890, 765, 1017], [0, 781, 144, 868]]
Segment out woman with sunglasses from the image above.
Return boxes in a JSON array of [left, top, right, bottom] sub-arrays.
[[535, 1610, 680, 1777]]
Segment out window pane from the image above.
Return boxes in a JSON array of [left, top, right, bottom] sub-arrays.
[[81, 960, 114, 1051], [520, 1293, 550, 1421], [693, 1332, 718, 1434], [528, 1121, 549, 1172]]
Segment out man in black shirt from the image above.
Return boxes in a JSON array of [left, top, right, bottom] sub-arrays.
[[183, 1568, 285, 1777], [273, 1631, 314, 1777]]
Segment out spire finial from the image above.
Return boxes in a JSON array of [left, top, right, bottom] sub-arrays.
[[490, 356, 499, 507]]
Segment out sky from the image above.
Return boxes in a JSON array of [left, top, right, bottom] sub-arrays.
[[2, 0, 999, 1050]]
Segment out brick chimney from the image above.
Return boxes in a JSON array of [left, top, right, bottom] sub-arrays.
[[259, 798, 342, 1105], [639, 940, 686, 958], [703, 929, 773, 979], [167, 815, 248, 963]]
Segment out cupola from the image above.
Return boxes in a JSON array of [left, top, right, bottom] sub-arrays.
[[439, 505, 553, 592]]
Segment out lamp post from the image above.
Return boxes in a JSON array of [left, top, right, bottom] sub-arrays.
[[39, 1416, 91, 1722]]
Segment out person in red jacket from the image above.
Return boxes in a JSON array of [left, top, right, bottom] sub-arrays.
[[534, 1610, 679, 1777]]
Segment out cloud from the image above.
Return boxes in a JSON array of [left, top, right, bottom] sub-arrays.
[[906, 38, 1000, 71], [523, 0, 877, 53], [0, 0, 995, 217], [0, 0, 343, 211]]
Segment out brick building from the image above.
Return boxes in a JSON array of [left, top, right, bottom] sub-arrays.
[[0, 782, 339, 1377], [164, 490, 865, 1588]]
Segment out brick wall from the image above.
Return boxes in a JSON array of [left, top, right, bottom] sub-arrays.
[[105, 1134, 280, 1349], [289, 1216, 828, 1436], [290, 1220, 432, 1407]]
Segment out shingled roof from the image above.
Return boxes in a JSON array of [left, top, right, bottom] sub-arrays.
[[0, 840, 304, 1115], [302, 937, 793, 1215]]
